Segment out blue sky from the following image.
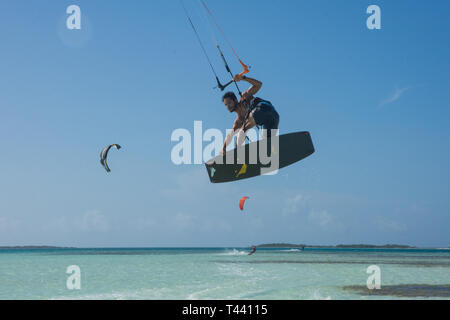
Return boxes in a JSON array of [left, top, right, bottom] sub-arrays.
[[1, 0, 449, 247]]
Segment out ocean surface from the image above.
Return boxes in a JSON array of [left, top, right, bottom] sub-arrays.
[[1, 247, 449, 300]]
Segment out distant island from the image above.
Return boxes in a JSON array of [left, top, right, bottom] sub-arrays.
[[256, 243, 416, 249], [0, 246, 74, 250]]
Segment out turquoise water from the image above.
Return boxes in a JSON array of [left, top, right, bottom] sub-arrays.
[[1, 248, 449, 300]]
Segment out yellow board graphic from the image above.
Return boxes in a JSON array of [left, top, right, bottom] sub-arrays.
[[235, 164, 248, 178]]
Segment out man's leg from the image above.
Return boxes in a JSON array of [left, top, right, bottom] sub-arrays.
[[263, 112, 279, 156], [236, 128, 247, 146], [237, 114, 257, 146]]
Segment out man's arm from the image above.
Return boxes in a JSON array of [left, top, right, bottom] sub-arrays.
[[233, 75, 262, 99]]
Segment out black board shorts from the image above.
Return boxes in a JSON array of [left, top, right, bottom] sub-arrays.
[[251, 104, 280, 134]]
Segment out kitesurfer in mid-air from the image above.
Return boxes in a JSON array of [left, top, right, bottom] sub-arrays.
[[221, 75, 279, 155]]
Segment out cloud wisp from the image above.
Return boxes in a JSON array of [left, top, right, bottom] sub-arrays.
[[379, 87, 411, 107]]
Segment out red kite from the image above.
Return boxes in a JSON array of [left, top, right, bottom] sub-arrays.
[[239, 196, 249, 211]]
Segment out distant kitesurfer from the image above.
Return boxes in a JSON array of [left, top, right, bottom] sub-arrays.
[[221, 75, 280, 155], [248, 246, 257, 255]]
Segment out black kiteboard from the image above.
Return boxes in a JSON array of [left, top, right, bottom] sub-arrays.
[[205, 131, 315, 183]]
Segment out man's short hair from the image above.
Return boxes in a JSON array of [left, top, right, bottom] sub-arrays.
[[222, 91, 238, 102]]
